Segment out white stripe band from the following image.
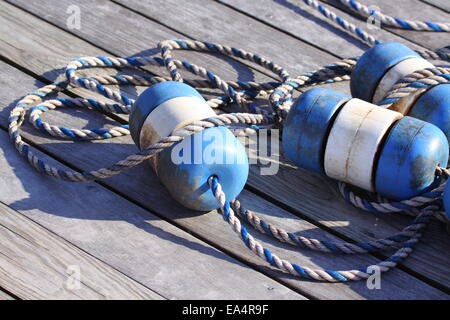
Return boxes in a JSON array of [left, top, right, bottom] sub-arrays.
[[139, 96, 216, 149], [324, 99, 403, 191]]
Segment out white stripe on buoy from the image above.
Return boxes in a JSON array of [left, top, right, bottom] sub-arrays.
[[139, 96, 216, 149], [324, 99, 403, 191], [373, 57, 434, 104]]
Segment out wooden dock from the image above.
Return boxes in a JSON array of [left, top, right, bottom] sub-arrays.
[[0, 0, 449, 300]]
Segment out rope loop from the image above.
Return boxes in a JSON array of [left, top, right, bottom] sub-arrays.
[[210, 176, 439, 282]]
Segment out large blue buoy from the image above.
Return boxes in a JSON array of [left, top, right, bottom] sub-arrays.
[[130, 81, 249, 211], [283, 87, 448, 200], [157, 126, 249, 211]]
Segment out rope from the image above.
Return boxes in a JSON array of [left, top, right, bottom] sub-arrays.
[[379, 71, 450, 107], [10, 37, 303, 182], [231, 199, 432, 254], [210, 176, 435, 282]]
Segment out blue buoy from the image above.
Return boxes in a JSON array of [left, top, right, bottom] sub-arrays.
[[129, 81, 249, 211], [282, 88, 349, 173], [283, 87, 448, 201], [351, 42, 430, 103], [156, 127, 249, 211], [409, 84, 450, 143], [375, 117, 448, 200]]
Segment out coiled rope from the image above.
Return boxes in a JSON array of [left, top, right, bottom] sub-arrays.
[[8, 1, 450, 282]]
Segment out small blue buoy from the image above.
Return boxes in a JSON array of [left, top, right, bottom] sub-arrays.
[[282, 88, 349, 173], [130, 81, 249, 211], [130, 81, 207, 148], [156, 126, 249, 211]]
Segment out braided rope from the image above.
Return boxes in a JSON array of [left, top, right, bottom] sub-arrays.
[[211, 176, 435, 282], [65, 53, 280, 113], [269, 57, 357, 120], [302, 0, 380, 46], [158, 39, 291, 110], [383, 67, 450, 94], [339, 0, 450, 32], [29, 98, 130, 140], [9, 80, 272, 181]]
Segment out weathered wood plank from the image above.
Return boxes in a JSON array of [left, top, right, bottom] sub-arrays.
[[0, 290, 14, 300], [218, 0, 424, 57], [4, 0, 277, 85], [0, 201, 164, 300], [0, 63, 304, 300], [0, 1, 173, 112], [0, 61, 447, 298], [324, 0, 450, 50]]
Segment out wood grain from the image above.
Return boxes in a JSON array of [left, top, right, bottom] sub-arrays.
[[421, 0, 450, 13], [219, 0, 424, 56], [5, 0, 278, 84], [0, 201, 163, 300]]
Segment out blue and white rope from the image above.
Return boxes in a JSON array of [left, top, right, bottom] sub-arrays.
[[210, 176, 434, 282]]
